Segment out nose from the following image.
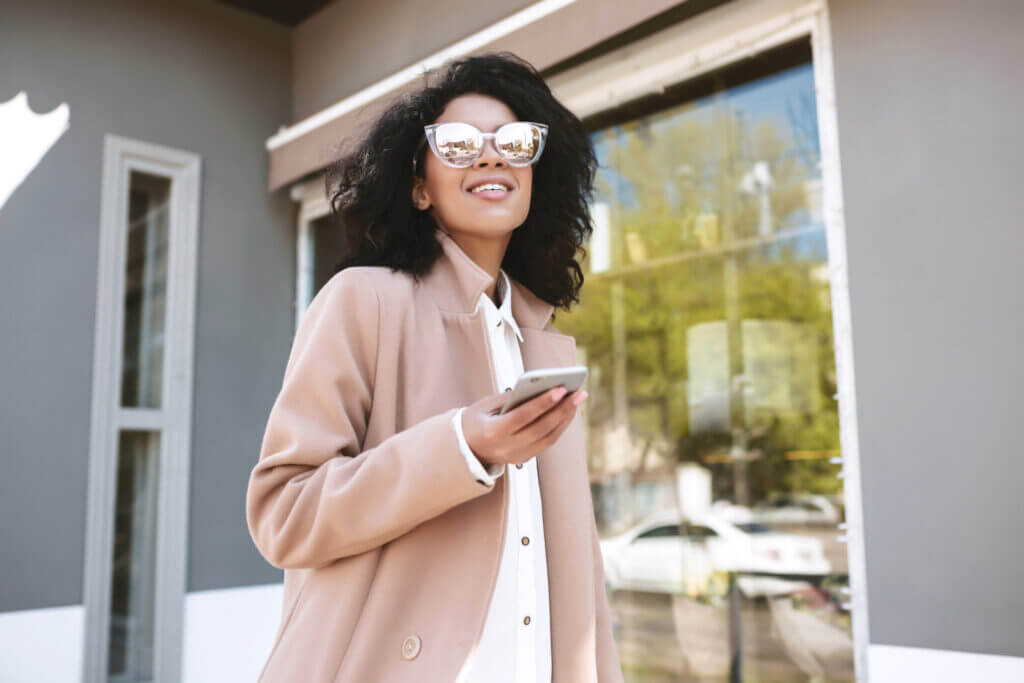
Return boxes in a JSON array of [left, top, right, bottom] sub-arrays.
[[474, 137, 506, 168]]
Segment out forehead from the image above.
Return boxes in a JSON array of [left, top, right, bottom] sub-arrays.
[[434, 94, 517, 132]]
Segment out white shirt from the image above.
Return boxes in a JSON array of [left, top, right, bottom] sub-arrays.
[[451, 269, 552, 683]]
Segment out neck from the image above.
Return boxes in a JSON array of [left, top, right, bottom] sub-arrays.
[[441, 228, 511, 304]]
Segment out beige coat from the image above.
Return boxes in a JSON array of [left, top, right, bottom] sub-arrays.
[[245, 229, 624, 682]]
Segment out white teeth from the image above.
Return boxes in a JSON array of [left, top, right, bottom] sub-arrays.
[[470, 183, 510, 193]]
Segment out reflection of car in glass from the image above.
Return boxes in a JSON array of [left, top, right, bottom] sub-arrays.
[[599, 509, 831, 598], [750, 493, 840, 525]]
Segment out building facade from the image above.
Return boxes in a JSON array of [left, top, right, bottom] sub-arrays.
[[1, 0, 1021, 681]]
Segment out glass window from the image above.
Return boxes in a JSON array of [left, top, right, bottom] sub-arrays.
[[85, 135, 199, 683], [682, 525, 718, 540], [563, 39, 854, 681], [120, 171, 170, 409], [312, 213, 346, 295], [108, 430, 160, 681]]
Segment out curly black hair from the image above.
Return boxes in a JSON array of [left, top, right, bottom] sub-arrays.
[[324, 51, 598, 312]]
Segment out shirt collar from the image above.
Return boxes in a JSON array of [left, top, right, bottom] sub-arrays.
[[478, 269, 524, 343]]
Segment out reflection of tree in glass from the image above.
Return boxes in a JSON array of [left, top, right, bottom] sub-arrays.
[[594, 109, 815, 254], [562, 100, 841, 505]]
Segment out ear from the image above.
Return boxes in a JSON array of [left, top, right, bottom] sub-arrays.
[[410, 178, 431, 211]]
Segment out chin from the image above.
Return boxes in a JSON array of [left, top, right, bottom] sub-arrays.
[[448, 222, 522, 241], [446, 207, 529, 234]]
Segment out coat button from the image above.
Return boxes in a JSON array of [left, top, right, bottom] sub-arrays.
[[523, 616, 531, 625], [521, 536, 530, 545], [515, 463, 523, 469], [401, 634, 421, 660]]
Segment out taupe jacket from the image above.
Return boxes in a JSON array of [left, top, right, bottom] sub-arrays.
[[245, 229, 624, 682]]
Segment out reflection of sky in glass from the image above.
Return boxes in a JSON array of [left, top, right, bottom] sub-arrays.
[[590, 62, 824, 260], [760, 229, 828, 261]]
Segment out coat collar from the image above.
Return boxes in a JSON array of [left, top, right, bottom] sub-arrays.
[[424, 228, 556, 331]]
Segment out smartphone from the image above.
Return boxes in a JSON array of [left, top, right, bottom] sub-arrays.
[[498, 365, 589, 415]]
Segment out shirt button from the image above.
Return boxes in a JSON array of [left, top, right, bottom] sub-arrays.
[[521, 536, 530, 545], [523, 616, 531, 625], [504, 386, 512, 392], [515, 463, 523, 469], [401, 634, 421, 660]]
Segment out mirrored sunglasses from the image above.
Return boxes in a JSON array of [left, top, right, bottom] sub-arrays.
[[419, 121, 549, 170]]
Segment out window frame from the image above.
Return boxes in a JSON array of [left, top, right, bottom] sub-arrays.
[[290, 176, 330, 329], [82, 134, 201, 683]]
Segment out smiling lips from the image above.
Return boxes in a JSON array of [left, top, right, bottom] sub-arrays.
[[466, 176, 515, 200]]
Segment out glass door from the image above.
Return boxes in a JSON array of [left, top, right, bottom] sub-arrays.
[[560, 38, 856, 682]]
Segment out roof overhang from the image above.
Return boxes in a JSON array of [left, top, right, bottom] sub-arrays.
[[265, 0, 689, 191]]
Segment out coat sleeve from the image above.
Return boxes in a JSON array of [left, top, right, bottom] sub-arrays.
[[245, 268, 495, 570]]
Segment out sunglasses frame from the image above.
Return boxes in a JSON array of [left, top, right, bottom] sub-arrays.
[[417, 120, 549, 171]]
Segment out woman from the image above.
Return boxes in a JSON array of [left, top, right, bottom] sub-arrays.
[[246, 52, 623, 682]]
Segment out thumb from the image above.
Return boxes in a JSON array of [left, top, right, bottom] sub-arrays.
[[476, 390, 511, 414]]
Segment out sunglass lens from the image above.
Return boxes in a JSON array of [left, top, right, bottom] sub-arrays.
[[495, 122, 542, 165], [433, 122, 482, 167]]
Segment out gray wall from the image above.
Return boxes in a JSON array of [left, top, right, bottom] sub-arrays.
[[291, 0, 536, 121], [0, 0, 294, 612], [829, 0, 1023, 657]]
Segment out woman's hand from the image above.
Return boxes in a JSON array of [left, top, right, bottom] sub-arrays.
[[460, 386, 588, 467]]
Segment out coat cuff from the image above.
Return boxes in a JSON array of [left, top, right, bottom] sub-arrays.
[[451, 407, 506, 486]]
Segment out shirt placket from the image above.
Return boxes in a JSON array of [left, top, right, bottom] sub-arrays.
[[489, 303, 534, 682], [503, 321, 536, 682]]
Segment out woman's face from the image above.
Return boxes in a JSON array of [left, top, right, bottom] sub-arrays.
[[411, 93, 533, 241]]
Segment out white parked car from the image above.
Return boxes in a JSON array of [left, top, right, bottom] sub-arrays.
[[599, 509, 831, 598], [750, 493, 840, 526]]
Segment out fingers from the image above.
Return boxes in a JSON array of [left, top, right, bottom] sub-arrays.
[[506, 392, 584, 464], [508, 409, 574, 465], [503, 386, 569, 433], [467, 387, 588, 467], [537, 400, 577, 444], [523, 392, 579, 441], [480, 391, 510, 415]]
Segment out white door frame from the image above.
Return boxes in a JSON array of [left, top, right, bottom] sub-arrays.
[[82, 134, 201, 683]]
